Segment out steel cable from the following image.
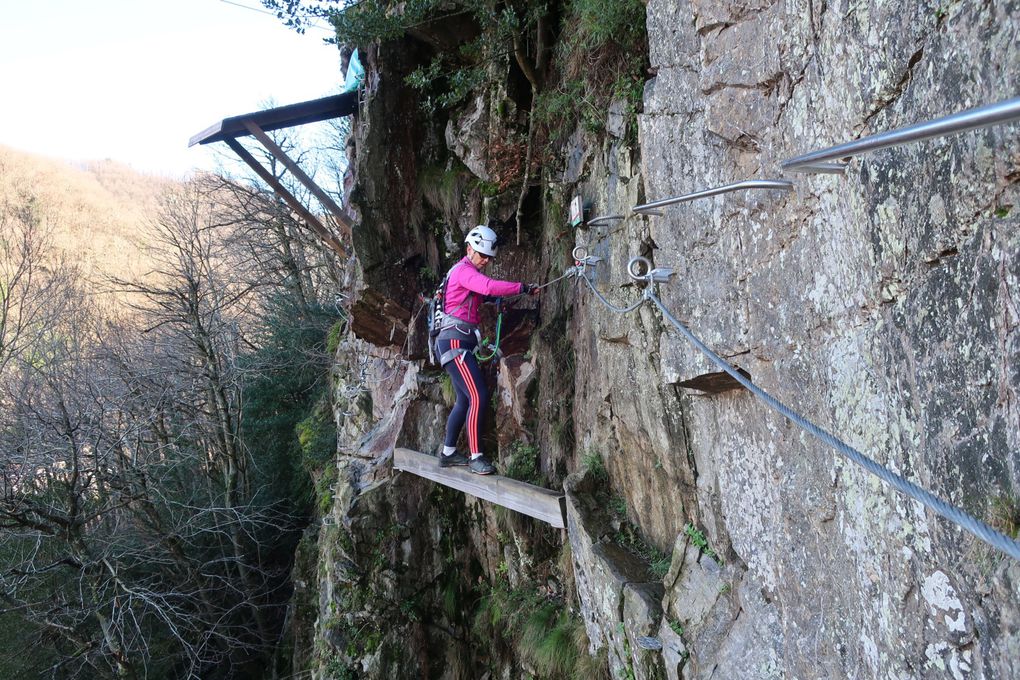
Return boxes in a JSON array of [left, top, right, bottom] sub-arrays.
[[574, 260, 1020, 560], [640, 289, 1020, 561], [580, 272, 646, 314]]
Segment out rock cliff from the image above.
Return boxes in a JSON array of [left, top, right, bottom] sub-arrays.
[[295, 1, 1019, 678]]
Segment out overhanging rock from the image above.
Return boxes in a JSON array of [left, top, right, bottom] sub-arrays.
[[349, 290, 410, 349]]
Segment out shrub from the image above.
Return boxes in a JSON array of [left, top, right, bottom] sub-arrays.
[[537, 0, 649, 142], [528, 609, 583, 677], [614, 521, 672, 580], [326, 319, 347, 355], [571, 0, 646, 50], [439, 372, 455, 407], [990, 494, 1020, 539], [473, 583, 593, 678], [241, 299, 340, 511], [504, 441, 541, 484], [296, 398, 338, 469], [684, 523, 719, 562], [581, 450, 608, 484]]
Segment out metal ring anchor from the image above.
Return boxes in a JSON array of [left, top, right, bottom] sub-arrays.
[[572, 245, 603, 269], [627, 255, 674, 284], [628, 256, 651, 280]]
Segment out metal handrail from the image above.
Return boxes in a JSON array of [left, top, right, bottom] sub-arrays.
[[632, 179, 795, 214], [794, 162, 848, 175], [587, 214, 625, 227], [782, 96, 1020, 173]]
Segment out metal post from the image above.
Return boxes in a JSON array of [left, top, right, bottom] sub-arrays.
[[632, 179, 794, 214]]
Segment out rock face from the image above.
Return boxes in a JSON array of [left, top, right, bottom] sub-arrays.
[[349, 42, 444, 313], [620, 0, 1019, 677], [446, 92, 491, 181], [300, 1, 1019, 679], [566, 470, 666, 680]]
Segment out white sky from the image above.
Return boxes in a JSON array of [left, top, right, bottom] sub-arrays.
[[0, 0, 344, 178]]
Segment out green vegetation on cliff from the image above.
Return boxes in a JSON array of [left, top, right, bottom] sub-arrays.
[[475, 582, 608, 679], [252, 2, 655, 679]]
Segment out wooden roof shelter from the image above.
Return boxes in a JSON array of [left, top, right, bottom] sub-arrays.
[[189, 92, 359, 257], [394, 448, 567, 528]]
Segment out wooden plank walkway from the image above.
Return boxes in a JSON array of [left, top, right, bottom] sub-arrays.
[[393, 448, 567, 528]]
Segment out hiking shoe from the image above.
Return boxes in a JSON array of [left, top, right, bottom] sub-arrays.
[[439, 451, 469, 468], [468, 455, 496, 475]]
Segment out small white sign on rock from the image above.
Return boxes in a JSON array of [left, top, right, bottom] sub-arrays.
[[569, 195, 584, 227]]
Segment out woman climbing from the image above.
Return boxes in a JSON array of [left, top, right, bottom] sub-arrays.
[[435, 225, 538, 474]]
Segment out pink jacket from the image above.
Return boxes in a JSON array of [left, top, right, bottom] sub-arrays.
[[444, 257, 523, 324]]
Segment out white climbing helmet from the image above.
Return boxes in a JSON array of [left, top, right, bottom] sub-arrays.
[[465, 225, 499, 257]]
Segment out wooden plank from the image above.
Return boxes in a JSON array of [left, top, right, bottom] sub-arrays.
[[243, 121, 355, 237], [223, 138, 350, 258], [189, 92, 359, 147], [393, 448, 566, 528]]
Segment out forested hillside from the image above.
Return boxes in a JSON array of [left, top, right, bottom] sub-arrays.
[[0, 146, 347, 678], [0, 146, 172, 286]]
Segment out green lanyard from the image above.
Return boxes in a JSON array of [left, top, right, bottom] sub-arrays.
[[474, 298, 504, 362]]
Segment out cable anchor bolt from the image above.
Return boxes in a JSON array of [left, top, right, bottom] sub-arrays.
[[627, 256, 674, 284], [572, 246, 604, 265], [572, 246, 603, 278]]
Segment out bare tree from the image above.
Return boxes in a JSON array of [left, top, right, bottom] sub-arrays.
[[196, 174, 332, 315], [0, 322, 290, 678], [0, 188, 79, 378], [0, 179, 308, 679], [117, 181, 275, 643]]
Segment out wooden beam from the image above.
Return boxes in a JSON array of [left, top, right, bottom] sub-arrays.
[[189, 92, 359, 147], [393, 448, 567, 528], [243, 120, 355, 239], [224, 138, 350, 258]]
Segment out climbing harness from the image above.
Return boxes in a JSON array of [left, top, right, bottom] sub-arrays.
[[425, 262, 497, 365], [426, 248, 596, 365], [426, 262, 474, 365], [575, 252, 1020, 562]]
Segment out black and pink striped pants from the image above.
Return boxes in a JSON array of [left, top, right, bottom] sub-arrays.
[[437, 337, 488, 454]]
